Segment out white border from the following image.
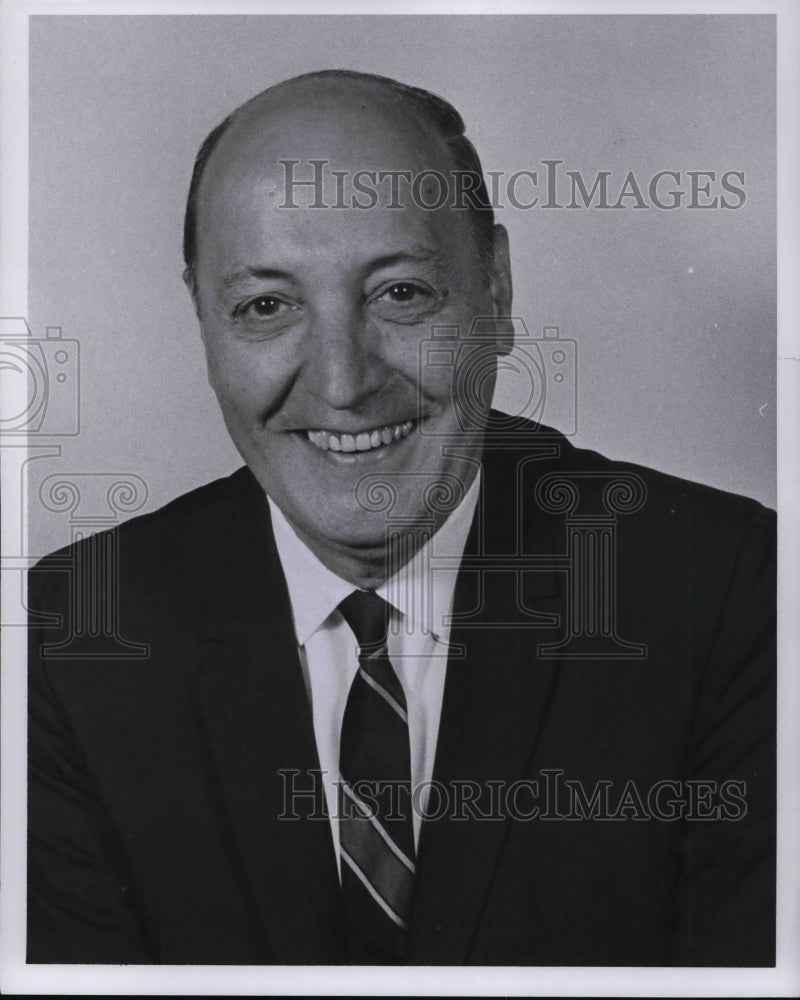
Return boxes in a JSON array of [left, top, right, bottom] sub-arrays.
[[0, 0, 30, 992], [2, 1, 798, 995]]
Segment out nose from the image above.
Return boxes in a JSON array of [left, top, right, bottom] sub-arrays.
[[301, 303, 388, 411]]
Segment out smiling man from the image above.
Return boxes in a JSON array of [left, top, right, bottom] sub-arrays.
[[27, 70, 776, 967], [183, 71, 511, 588]]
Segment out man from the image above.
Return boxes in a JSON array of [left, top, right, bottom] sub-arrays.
[[27, 70, 775, 966]]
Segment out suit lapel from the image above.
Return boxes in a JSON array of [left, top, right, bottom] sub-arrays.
[[408, 434, 566, 964], [189, 470, 345, 963], [183, 423, 570, 965]]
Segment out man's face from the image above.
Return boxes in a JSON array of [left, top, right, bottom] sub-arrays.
[[190, 92, 511, 572]]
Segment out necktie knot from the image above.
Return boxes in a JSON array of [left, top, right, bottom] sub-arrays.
[[339, 590, 389, 653]]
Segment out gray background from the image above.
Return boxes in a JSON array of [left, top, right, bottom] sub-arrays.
[[27, 14, 776, 557]]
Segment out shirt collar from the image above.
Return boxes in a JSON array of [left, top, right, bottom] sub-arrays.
[[268, 471, 481, 647]]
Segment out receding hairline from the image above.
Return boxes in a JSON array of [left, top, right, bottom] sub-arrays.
[[201, 75, 461, 190], [229, 70, 454, 124], [211, 69, 468, 137], [183, 69, 497, 290]]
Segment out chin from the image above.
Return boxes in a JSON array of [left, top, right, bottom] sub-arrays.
[[284, 502, 385, 548]]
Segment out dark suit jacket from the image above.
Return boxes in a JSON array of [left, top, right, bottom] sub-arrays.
[[27, 419, 776, 965]]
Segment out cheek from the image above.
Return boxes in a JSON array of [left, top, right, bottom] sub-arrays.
[[202, 332, 292, 414], [382, 336, 457, 410], [420, 364, 456, 404]]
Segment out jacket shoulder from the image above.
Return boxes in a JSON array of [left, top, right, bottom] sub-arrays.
[[29, 467, 263, 616], [34, 466, 257, 566], [518, 419, 774, 526]]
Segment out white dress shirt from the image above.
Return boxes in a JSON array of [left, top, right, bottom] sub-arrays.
[[267, 473, 480, 871]]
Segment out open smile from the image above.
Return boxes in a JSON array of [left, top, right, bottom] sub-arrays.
[[305, 421, 414, 453]]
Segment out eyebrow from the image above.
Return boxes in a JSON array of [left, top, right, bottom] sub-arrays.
[[365, 248, 447, 273], [220, 267, 295, 290], [218, 248, 447, 290]]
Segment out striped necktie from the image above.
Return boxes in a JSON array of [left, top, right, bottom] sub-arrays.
[[338, 589, 416, 963]]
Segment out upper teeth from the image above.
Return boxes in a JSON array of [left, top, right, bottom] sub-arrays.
[[307, 422, 413, 452]]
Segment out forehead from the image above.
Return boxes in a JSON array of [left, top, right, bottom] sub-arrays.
[[206, 83, 454, 188], [194, 91, 476, 274]]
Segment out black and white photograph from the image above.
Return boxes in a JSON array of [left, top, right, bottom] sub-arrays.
[[1, 2, 798, 996]]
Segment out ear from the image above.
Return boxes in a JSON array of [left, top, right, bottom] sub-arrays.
[[182, 266, 202, 319], [488, 224, 514, 356], [182, 267, 216, 389]]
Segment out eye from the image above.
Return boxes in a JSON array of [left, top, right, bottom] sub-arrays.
[[234, 294, 301, 336], [382, 283, 423, 302], [244, 295, 294, 318], [369, 280, 442, 323]]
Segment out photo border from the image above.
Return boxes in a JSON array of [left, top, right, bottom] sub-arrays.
[[2, 1, 797, 995]]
